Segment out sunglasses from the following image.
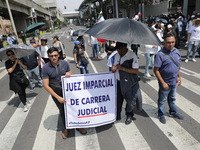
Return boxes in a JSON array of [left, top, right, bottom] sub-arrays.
[[49, 55, 59, 58], [7, 53, 15, 56]]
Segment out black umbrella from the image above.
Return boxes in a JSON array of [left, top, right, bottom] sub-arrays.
[[24, 22, 45, 33], [85, 18, 161, 46]]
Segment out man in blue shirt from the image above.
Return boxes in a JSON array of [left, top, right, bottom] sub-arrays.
[[154, 33, 184, 124], [42, 47, 87, 139]]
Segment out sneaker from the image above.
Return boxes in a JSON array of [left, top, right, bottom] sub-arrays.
[[185, 59, 188, 63], [23, 105, 28, 112], [192, 58, 197, 62], [159, 116, 166, 124], [170, 113, 184, 120], [144, 73, 151, 78]]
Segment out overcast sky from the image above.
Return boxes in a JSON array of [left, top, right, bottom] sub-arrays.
[[57, 0, 84, 13]]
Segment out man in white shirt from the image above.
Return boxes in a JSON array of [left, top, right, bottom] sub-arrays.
[[113, 42, 142, 125], [69, 27, 74, 41], [185, 18, 200, 62], [88, 36, 100, 59]]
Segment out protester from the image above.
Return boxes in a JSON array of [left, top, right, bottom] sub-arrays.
[[112, 42, 142, 125], [144, 45, 157, 77], [21, 51, 43, 91], [69, 27, 74, 41], [176, 16, 184, 48], [105, 40, 116, 71], [163, 24, 177, 38], [42, 47, 87, 139], [77, 36, 86, 51], [185, 18, 200, 62], [7, 33, 18, 45], [88, 36, 100, 59], [154, 33, 184, 124], [19, 31, 26, 44], [5, 50, 29, 112], [73, 40, 89, 74], [40, 39, 49, 63], [52, 35, 66, 60]]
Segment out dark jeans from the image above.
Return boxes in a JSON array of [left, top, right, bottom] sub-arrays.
[[51, 95, 65, 130], [117, 81, 134, 118], [18, 83, 27, 105]]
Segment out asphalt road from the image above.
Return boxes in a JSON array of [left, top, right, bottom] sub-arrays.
[[0, 26, 200, 150]]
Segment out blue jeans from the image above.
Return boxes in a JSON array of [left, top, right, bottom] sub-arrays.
[[158, 83, 178, 117], [70, 35, 74, 41], [144, 53, 155, 74], [92, 44, 99, 58], [25, 66, 43, 89], [186, 42, 199, 59], [79, 65, 89, 74]]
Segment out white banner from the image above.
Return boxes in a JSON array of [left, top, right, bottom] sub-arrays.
[[62, 72, 116, 129]]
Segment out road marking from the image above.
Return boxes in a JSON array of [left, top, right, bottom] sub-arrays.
[[181, 77, 200, 95], [100, 52, 107, 59], [32, 96, 58, 150], [115, 110, 151, 150], [85, 51, 98, 73], [147, 79, 200, 124], [0, 69, 7, 80], [0, 97, 36, 150], [75, 128, 101, 150], [0, 66, 5, 71], [0, 93, 15, 114], [61, 31, 66, 37], [180, 69, 200, 79], [65, 56, 74, 61], [141, 90, 200, 149]]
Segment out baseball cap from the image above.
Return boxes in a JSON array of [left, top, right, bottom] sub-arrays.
[[115, 42, 127, 50], [74, 40, 81, 45], [167, 24, 173, 28]]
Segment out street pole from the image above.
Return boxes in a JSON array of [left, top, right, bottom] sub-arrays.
[[182, 0, 188, 17], [115, 0, 119, 18], [47, 4, 54, 32], [5, 0, 18, 40]]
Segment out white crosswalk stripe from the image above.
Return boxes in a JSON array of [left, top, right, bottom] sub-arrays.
[[141, 90, 200, 150], [75, 128, 101, 150], [32, 96, 58, 150], [115, 110, 151, 150], [0, 97, 36, 150], [148, 79, 200, 125]]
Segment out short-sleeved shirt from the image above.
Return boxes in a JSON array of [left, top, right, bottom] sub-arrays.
[[188, 26, 200, 42], [5, 59, 24, 77], [154, 47, 181, 85], [42, 60, 70, 82], [113, 50, 139, 80], [73, 48, 84, 61], [21, 51, 39, 70]]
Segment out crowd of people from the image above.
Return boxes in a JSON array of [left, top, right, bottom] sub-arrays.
[[2, 10, 200, 139]]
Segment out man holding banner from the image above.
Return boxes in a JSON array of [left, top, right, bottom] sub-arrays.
[[112, 42, 142, 125], [42, 47, 87, 139]]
